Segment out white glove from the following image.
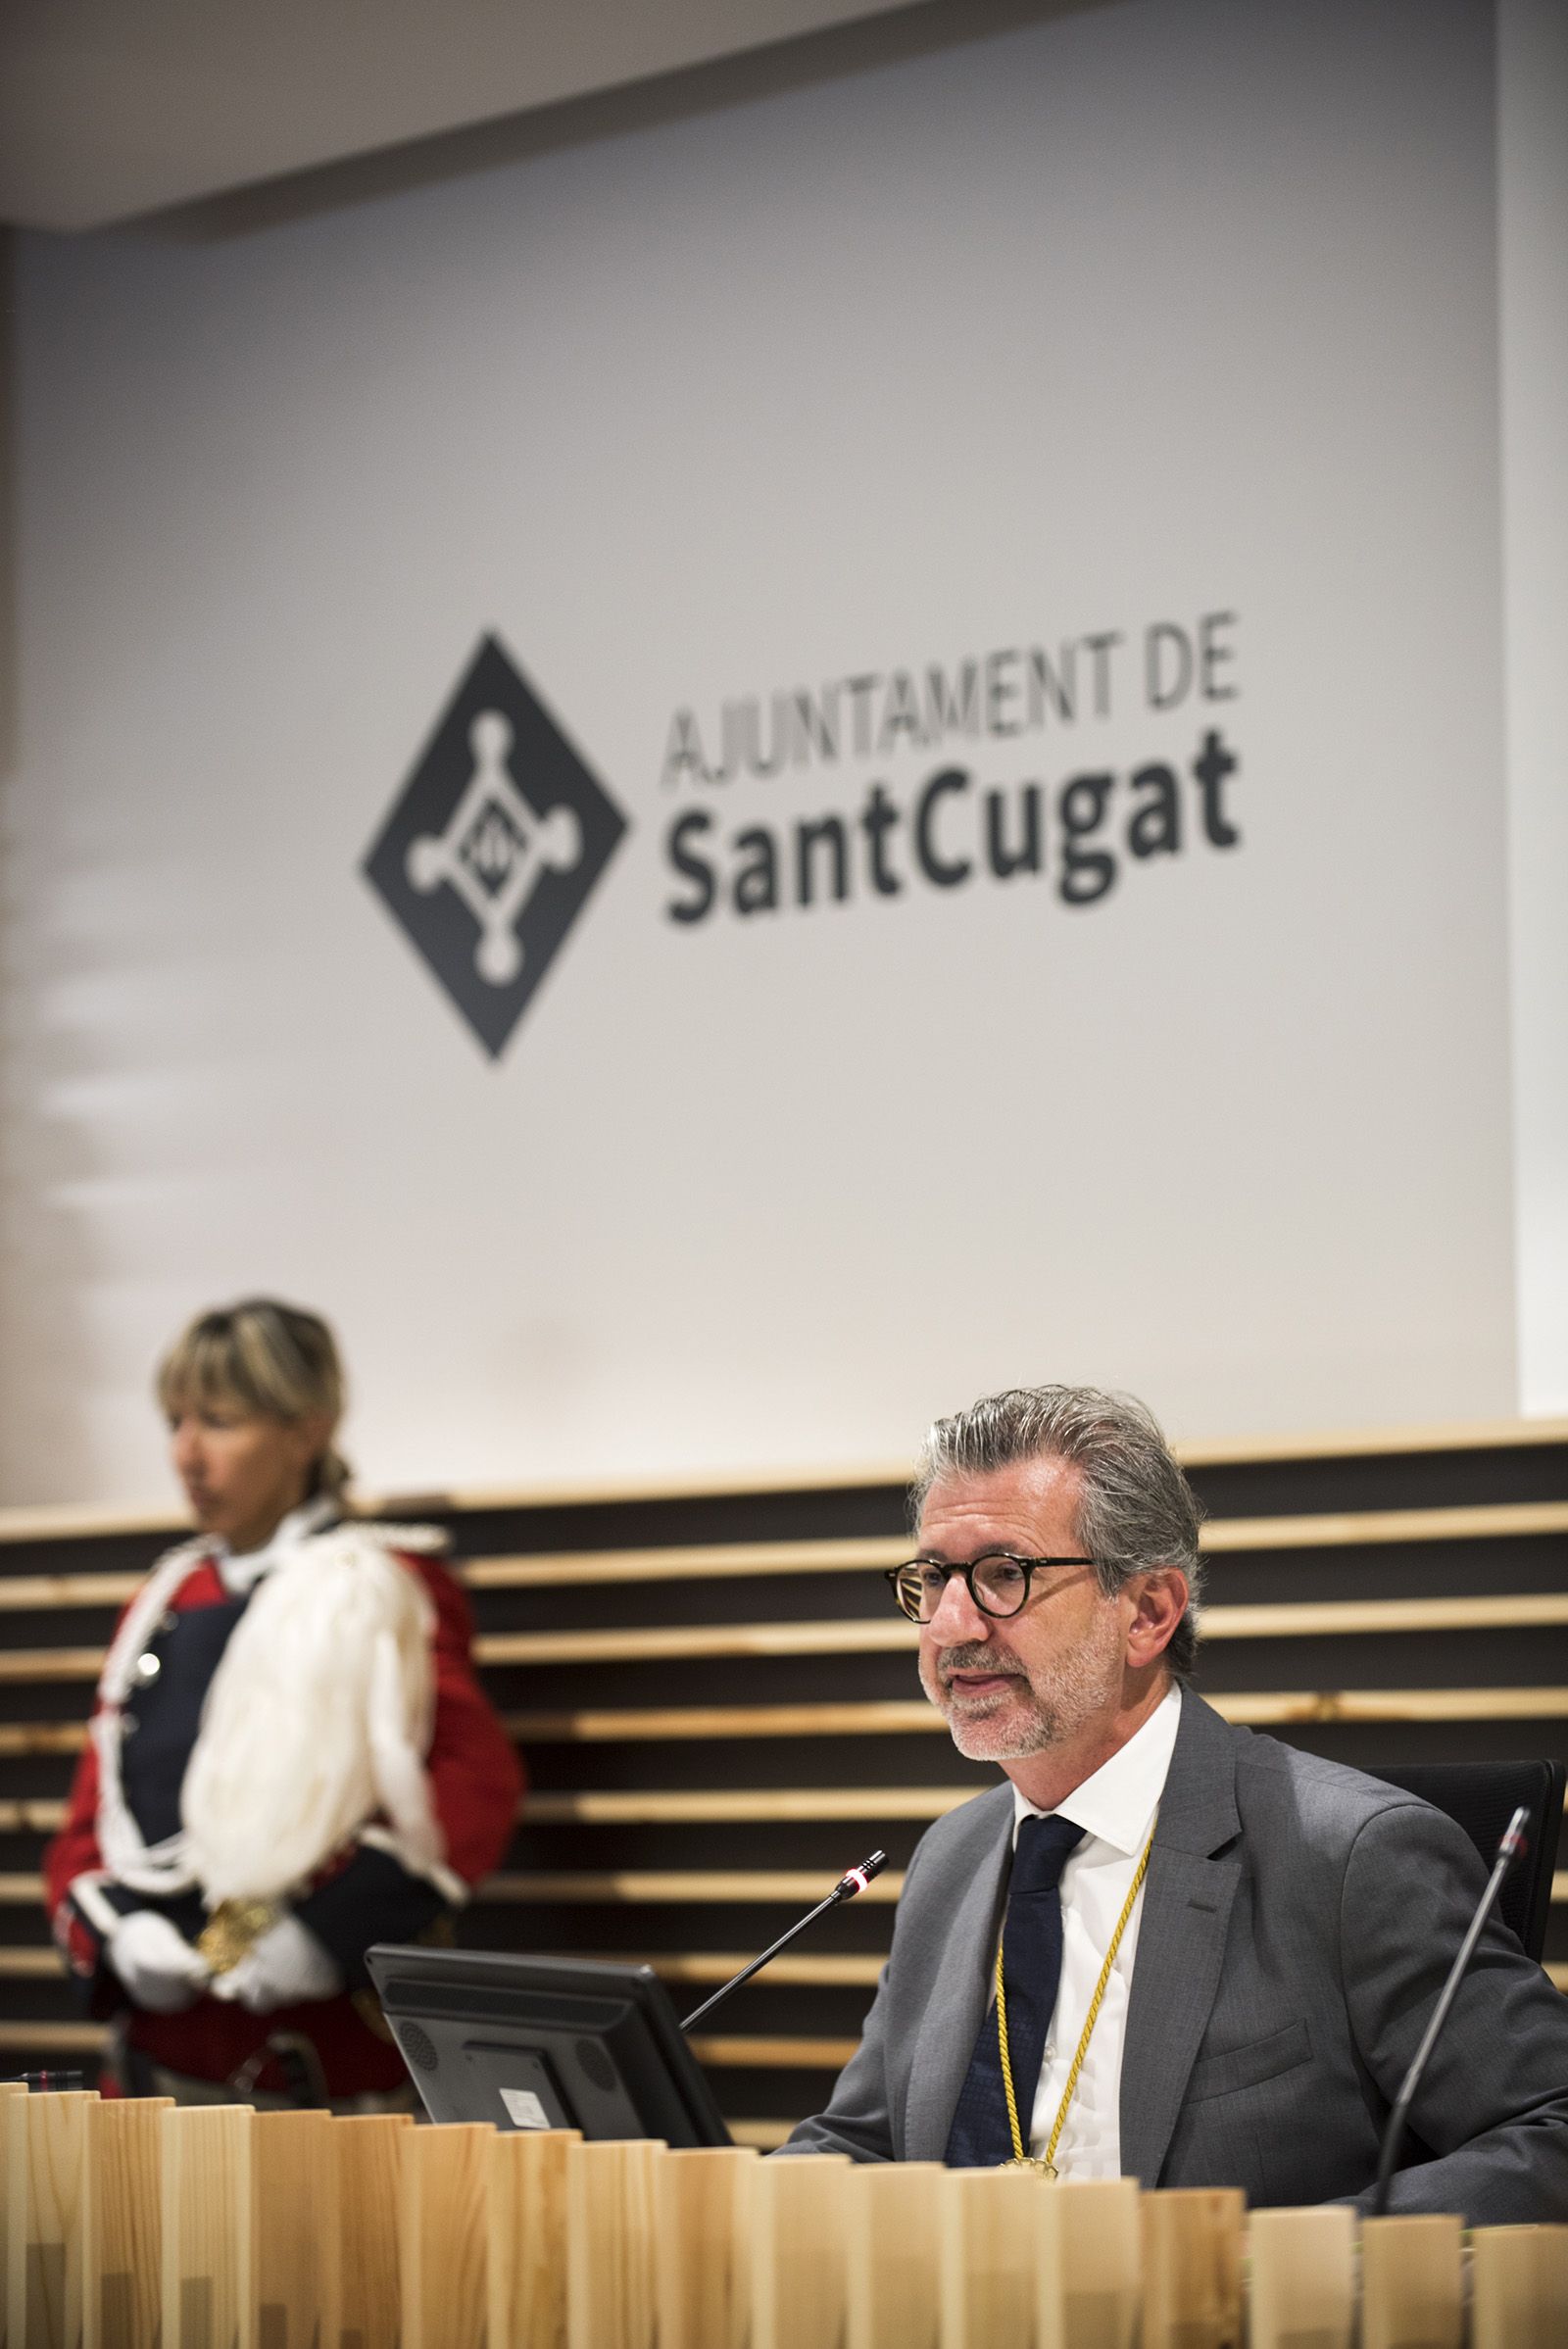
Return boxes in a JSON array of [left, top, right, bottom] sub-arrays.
[[209, 1913, 343, 2014], [108, 1910, 213, 2014]]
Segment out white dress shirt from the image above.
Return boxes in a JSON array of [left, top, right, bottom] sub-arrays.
[[1010, 1681, 1181, 2178]]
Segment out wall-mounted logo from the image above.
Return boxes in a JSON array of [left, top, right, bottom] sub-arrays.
[[363, 635, 627, 1057]]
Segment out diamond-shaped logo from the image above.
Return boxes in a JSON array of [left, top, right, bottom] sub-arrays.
[[364, 636, 627, 1057]]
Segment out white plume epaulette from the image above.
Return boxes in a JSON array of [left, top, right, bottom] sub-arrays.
[[95, 1521, 464, 1910]]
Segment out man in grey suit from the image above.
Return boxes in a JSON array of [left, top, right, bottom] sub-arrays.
[[781, 1385, 1568, 2219]]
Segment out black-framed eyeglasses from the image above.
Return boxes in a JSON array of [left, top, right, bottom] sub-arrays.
[[884, 1552, 1099, 1624]]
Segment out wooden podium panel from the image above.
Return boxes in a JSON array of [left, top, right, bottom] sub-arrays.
[[1140, 2187, 1243, 2349], [1360, 2214, 1463, 2349], [564, 2140, 662, 2349], [1247, 2207, 1355, 2349], [399, 2125, 490, 2349], [161, 2107, 256, 2349], [938, 2170, 1043, 2349], [333, 2115, 413, 2349], [845, 2164, 943, 2349], [488, 2130, 579, 2349], [0, 2084, 27, 2349], [7, 2090, 99, 2349], [82, 2099, 171, 2349], [654, 2147, 757, 2349], [751, 2153, 850, 2349], [1471, 2225, 1568, 2349], [1036, 2178, 1141, 2349], [254, 2113, 340, 2349]]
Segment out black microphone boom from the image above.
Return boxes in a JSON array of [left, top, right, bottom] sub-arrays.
[[680, 1852, 888, 2032], [1370, 1804, 1529, 2219]]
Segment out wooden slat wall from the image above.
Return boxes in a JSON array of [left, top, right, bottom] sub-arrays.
[[0, 1421, 1564, 2140]]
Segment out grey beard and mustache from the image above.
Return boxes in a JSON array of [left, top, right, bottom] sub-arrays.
[[920, 1620, 1120, 1760]]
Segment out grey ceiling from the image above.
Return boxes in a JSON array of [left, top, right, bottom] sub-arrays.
[[0, 0, 924, 231]]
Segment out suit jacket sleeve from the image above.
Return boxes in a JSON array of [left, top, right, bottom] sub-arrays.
[[774, 1835, 932, 2162], [1342, 1800, 1568, 2222]]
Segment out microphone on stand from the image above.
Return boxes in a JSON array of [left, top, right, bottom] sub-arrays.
[[680, 1851, 888, 2032], [1370, 1804, 1529, 2218]]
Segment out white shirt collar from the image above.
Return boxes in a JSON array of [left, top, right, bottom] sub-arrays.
[[1011, 1681, 1182, 1857], [215, 1493, 337, 1592]]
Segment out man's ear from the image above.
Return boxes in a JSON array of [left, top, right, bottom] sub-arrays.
[[1124, 1567, 1190, 1669]]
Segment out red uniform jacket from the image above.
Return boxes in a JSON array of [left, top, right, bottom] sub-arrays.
[[44, 1542, 522, 2099]]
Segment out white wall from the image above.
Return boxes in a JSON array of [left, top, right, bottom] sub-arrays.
[[1499, 0, 1568, 1416], [0, 0, 1530, 1506]]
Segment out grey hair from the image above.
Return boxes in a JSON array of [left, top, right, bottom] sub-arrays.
[[910, 1384, 1205, 1681]]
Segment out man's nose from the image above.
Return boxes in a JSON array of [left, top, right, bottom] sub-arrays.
[[927, 1570, 992, 1643]]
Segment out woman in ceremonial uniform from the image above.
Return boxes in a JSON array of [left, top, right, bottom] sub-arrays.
[[43, 1298, 523, 2106]]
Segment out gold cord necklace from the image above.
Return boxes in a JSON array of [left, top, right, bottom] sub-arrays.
[[994, 1814, 1157, 2178]]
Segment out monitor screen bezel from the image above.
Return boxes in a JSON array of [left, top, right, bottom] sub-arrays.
[[365, 1943, 734, 2146]]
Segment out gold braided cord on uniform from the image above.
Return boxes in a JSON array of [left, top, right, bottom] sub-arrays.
[[994, 1815, 1158, 2176]]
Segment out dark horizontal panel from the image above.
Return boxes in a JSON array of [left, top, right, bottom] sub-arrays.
[[0, 1532, 176, 1581], [0, 1758, 78, 1803], [505, 1819, 930, 1873], [0, 1688, 95, 1729], [1199, 1535, 1568, 1610], [480, 1650, 929, 1709], [467, 1896, 897, 1957], [1192, 1630, 1568, 1694], [1186, 1444, 1568, 1521], [470, 1900, 899, 1965], [443, 1488, 909, 1556], [1254, 1718, 1568, 1772], [0, 1606, 123, 1646], [668, 1982, 875, 2039], [519, 1732, 981, 1792], [702, 2067, 838, 2125], [0, 1913, 53, 1949], [467, 1568, 905, 1637], [0, 1979, 75, 2026]]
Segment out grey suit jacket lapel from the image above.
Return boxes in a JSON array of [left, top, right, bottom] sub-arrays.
[[904, 1784, 1014, 2159], [1118, 1689, 1243, 2187]]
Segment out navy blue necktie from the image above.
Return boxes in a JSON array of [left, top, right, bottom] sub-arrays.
[[945, 1811, 1086, 2167]]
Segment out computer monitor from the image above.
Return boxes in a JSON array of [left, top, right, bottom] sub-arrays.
[[365, 1945, 733, 2144]]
